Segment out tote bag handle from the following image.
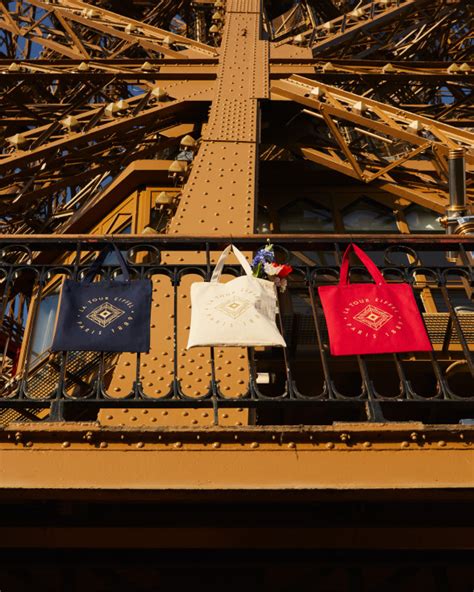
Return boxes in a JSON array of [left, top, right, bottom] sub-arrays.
[[83, 243, 130, 283], [339, 243, 386, 287], [211, 245, 253, 283]]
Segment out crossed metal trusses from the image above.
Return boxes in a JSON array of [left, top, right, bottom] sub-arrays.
[[0, 0, 473, 232], [272, 76, 474, 213]]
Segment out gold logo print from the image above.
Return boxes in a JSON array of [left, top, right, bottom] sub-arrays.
[[215, 298, 252, 319], [86, 302, 125, 328], [353, 304, 392, 331]]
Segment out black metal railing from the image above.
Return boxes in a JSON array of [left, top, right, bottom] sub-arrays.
[[0, 235, 473, 425]]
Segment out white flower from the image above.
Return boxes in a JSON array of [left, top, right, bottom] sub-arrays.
[[263, 262, 283, 276]]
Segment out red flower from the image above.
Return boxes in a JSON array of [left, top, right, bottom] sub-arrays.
[[276, 263, 292, 278]]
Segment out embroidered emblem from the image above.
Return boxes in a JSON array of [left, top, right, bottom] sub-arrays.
[[86, 302, 125, 328], [216, 298, 252, 319], [353, 304, 392, 331]]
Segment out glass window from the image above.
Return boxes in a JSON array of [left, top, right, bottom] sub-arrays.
[[279, 200, 334, 233], [404, 204, 443, 233], [29, 291, 59, 362], [342, 198, 398, 233], [101, 223, 132, 266]]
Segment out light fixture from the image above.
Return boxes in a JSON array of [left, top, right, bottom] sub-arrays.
[[7, 133, 27, 147], [310, 86, 325, 100], [61, 115, 80, 130], [352, 100, 366, 114], [151, 86, 168, 100], [155, 191, 175, 206], [180, 135, 197, 149]]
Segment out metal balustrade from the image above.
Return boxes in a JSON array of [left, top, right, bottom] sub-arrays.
[[0, 235, 473, 425]]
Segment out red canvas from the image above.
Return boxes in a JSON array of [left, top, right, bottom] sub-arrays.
[[318, 244, 433, 356]]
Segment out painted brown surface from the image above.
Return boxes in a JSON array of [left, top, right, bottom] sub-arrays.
[[1, 424, 472, 491]]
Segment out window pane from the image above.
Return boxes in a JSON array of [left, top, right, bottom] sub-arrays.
[[405, 205, 442, 233], [279, 200, 334, 233], [29, 292, 59, 362], [343, 198, 398, 233], [103, 223, 132, 265]]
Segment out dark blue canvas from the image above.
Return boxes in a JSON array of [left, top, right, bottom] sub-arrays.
[[51, 245, 152, 353]]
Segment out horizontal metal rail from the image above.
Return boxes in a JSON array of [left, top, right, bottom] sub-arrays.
[[0, 235, 473, 425]]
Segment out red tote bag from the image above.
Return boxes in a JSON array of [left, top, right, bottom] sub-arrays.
[[318, 244, 433, 356]]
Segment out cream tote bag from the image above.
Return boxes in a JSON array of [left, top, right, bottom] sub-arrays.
[[187, 245, 286, 348]]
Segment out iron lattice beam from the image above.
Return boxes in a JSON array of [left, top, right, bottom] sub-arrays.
[[271, 75, 474, 211]]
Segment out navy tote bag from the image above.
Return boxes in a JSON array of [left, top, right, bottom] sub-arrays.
[[51, 244, 152, 353]]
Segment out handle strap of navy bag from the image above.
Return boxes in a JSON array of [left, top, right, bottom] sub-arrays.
[[83, 243, 130, 283], [339, 243, 386, 286]]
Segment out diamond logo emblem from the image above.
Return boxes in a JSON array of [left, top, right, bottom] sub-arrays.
[[216, 298, 251, 319], [86, 302, 125, 328], [353, 304, 392, 331]]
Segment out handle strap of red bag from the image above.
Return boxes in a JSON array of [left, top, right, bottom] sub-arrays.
[[339, 243, 386, 286]]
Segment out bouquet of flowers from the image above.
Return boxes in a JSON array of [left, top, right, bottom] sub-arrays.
[[251, 243, 292, 292]]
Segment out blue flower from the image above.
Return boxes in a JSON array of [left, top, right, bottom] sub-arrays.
[[251, 247, 275, 267]]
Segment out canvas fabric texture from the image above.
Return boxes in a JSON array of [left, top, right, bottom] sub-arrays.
[[318, 243, 433, 356], [187, 245, 286, 348], [51, 244, 152, 353]]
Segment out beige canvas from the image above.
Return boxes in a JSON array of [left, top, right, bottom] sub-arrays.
[[187, 245, 286, 348]]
